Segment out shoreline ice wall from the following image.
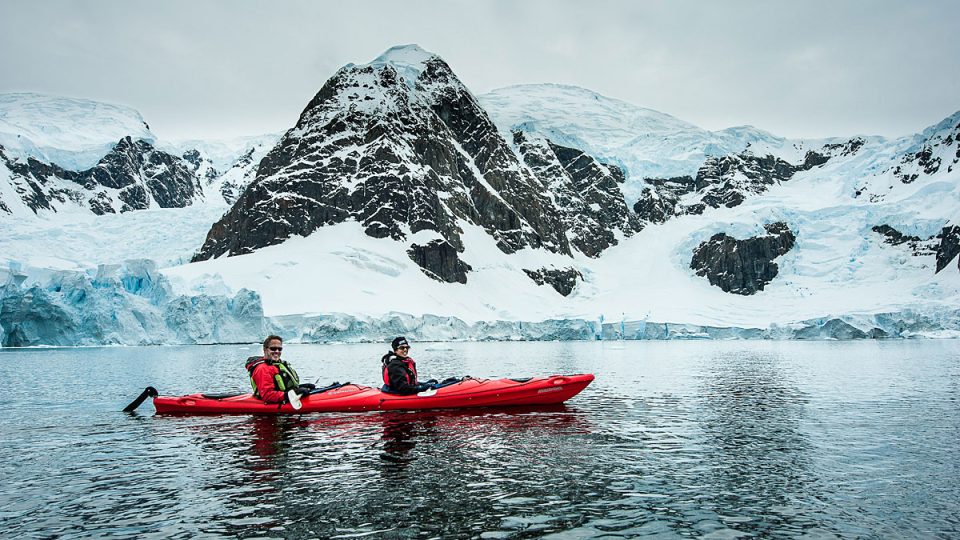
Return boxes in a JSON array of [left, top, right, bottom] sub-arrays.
[[2, 280, 958, 348], [0, 260, 265, 346]]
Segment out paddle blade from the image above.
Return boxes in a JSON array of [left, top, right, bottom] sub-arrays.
[[287, 389, 302, 410], [122, 387, 158, 412]]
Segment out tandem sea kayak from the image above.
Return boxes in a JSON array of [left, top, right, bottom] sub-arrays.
[[146, 374, 595, 415]]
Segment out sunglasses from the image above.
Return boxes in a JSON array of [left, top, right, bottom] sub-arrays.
[[268, 346, 283, 352], [397, 345, 410, 350]]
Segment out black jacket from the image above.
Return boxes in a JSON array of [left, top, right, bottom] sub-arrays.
[[381, 352, 422, 395]]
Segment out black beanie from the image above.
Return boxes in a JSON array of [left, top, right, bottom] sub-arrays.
[[391, 336, 409, 350]]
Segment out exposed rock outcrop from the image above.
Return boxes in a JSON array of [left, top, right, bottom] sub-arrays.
[[890, 117, 960, 182], [523, 266, 583, 296], [407, 240, 472, 283], [871, 224, 940, 256], [634, 141, 860, 224], [935, 225, 960, 273], [690, 222, 796, 295], [514, 131, 641, 257]]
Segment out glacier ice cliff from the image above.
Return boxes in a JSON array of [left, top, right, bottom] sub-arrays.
[[595, 309, 960, 341], [270, 312, 599, 344], [0, 260, 265, 346], [2, 275, 958, 347], [268, 308, 960, 344]]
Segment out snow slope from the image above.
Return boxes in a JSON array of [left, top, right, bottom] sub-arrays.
[[158, 169, 960, 328]]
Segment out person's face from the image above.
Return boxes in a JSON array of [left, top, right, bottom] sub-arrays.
[[394, 344, 410, 358], [264, 339, 283, 361]]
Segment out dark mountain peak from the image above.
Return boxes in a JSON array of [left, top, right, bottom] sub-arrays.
[[195, 48, 572, 263]]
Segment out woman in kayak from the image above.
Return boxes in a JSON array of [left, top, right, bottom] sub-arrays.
[[381, 336, 435, 395], [246, 335, 312, 404]]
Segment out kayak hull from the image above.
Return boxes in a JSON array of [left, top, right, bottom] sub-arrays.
[[152, 374, 594, 415]]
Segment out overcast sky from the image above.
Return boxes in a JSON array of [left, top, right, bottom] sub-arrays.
[[1, 0, 957, 141]]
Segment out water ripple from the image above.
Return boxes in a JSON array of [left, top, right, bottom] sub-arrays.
[[1, 341, 959, 538]]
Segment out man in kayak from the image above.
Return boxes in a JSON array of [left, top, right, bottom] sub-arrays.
[[381, 336, 435, 395], [246, 335, 311, 404]]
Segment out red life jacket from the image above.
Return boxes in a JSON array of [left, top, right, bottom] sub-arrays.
[[382, 356, 417, 387]]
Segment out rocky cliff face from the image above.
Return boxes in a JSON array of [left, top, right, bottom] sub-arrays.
[[213, 146, 257, 204], [0, 136, 202, 215], [870, 222, 960, 276], [523, 266, 583, 296], [890, 118, 960, 183], [513, 131, 641, 257], [871, 224, 940, 257], [181, 148, 221, 192], [407, 240, 472, 283], [690, 222, 797, 295], [634, 142, 857, 224], [935, 225, 960, 273]]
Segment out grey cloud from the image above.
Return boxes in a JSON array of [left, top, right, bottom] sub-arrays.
[[1, 0, 957, 140]]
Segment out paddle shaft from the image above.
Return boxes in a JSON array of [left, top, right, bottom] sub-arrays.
[[123, 386, 158, 412]]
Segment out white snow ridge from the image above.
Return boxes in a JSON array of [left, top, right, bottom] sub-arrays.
[[1, 47, 959, 346], [0, 93, 156, 170]]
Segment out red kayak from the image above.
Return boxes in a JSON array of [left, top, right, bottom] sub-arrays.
[[150, 374, 594, 415]]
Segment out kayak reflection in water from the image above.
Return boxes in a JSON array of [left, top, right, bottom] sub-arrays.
[[249, 416, 293, 464], [379, 414, 425, 465], [245, 335, 315, 405], [381, 336, 436, 395]]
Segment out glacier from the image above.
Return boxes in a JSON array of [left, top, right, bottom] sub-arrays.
[[266, 308, 960, 344], [5, 248, 954, 346], [0, 260, 265, 346], [1, 252, 958, 347]]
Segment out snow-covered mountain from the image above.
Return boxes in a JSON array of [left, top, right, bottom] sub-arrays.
[[0, 93, 277, 215], [0, 135, 206, 216], [0, 93, 156, 170], [479, 84, 789, 204], [191, 44, 639, 290], [1, 45, 959, 346]]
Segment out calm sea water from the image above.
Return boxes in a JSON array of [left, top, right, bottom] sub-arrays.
[[1, 340, 958, 539]]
